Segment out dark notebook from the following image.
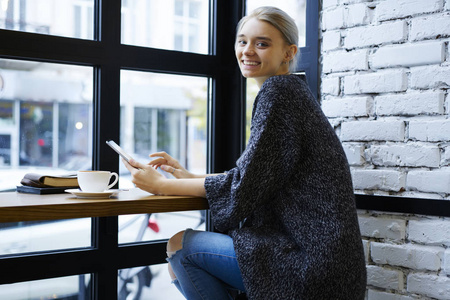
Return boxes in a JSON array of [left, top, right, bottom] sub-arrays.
[[20, 173, 78, 188], [16, 185, 69, 195]]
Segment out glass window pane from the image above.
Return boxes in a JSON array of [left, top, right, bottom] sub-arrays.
[[0, 219, 91, 255], [0, 58, 93, 190], [0, 0, 95, 39], [119, 70, 207, 242], [0, 58, 93, 253], [119, 263, 183, 299], [0, 274, 91, 299], [121, 0, 209, 54]]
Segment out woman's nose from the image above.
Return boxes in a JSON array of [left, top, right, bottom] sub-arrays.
[[243, 44, 255, 55]]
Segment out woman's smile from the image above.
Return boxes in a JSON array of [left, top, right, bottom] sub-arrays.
[[242, 60, 260, 66]]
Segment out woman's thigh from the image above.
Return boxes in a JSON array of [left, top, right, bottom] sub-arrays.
[[172, 229, 245, 291]]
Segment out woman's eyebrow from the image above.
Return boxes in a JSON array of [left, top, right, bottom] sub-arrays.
[[255, 36, 272, 41], [237, 34, 272, 41]]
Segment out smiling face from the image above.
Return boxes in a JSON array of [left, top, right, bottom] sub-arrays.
[[235, 18, 296, 87]]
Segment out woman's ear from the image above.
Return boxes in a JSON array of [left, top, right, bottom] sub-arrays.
[[285, 44, 298, 62]]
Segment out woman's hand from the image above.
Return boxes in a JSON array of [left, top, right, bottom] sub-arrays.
[[122, 157, 207, 197], [148, 152, 196, 179], [123, 158, 167, 195]]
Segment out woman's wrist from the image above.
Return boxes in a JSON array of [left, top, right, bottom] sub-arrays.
[[158, 177, 206, 197]]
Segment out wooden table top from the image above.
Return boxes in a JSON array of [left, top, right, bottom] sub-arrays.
[[0, 189, 208, 223]]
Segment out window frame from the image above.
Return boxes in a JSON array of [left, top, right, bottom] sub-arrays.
[[0, 0, 321, 298]]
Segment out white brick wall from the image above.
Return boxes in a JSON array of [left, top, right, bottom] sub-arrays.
[[410, 13, 450, 41], [322, 96, 371, 117], [407, 170, 450, 194], [370, 41, 444, 69], [321, 30, 341, 51], [343, 143, 365, 165], [371, 242, 444, 271], [408, 219, 450, 246], [344, 21, 406, 49], [366, 265, 404, 290], [320, 0, 450, 298], [410, 65, 450, 89], [358, 211, 450, 299], [351, 169, 405, 191], [322, 49, 368, 73], [367, 143, 441, 168], [367, 290, 414, 300], [375, 91, 444, 116], [444, 249, 450, 274], [321, 2, 449, 197], [409, 119, 450, 142], [407, 273, 450, 300], [341, 120, 405, 142], [376, 0, 443, 21], [358, 216, 406, 240], [344, 69, 407, 94], [320, 76, 340, 95]]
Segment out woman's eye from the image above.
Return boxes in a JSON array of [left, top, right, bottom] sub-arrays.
[[237, 40, 246, 46], [256, 42, 268, 47]]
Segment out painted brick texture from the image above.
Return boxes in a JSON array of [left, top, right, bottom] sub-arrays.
[[321, 1, 449, 199], [320, 0, 450, 299]]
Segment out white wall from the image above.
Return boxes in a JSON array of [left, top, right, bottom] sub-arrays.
[[320, 0, 450, 298]]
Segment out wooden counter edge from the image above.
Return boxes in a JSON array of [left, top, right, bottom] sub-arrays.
[[0, 191, 209, 223]]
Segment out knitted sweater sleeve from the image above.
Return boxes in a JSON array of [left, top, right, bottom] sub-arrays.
[[204, 76, 299, 232]]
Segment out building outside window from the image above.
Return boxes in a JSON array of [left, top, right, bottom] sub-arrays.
[[73, 0, 93, 39]]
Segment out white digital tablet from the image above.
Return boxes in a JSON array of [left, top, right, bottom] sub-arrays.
[[106, 140, 134, 163]]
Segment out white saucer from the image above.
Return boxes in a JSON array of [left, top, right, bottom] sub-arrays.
[[65, 189, 119, 199]]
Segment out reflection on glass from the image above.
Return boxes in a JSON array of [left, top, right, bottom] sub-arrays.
[[119, 71, 207, 183], [0, 274, 90, 299], [118, 211, 206, 244], [0, 58, 92, 253], [118, 263, 184, 300], [121, 0, 209, 54], [246, 0, 306, 47], [0, 219, 91, 255], [119, 70, 207, 241], [0, 58, 93, 190], [0, 0, 94, 39]]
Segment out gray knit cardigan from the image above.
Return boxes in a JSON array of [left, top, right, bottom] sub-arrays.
[[205, 75, 366, 300]]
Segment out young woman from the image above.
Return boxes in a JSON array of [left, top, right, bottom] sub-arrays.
[[124, 6, 366, 300]]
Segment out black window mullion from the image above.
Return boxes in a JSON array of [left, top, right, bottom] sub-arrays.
[[210, 0, 245, 174], [93, 0, 122, 299], [120, 46, 217, 77], [0, 249, 99, 284], [0, 29, 102, 65], [297, 0, 320, 99], [91, 216, 119, 299], [96, 0, 121, 172]]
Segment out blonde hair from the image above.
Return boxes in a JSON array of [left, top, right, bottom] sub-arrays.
[[237, 6, 299, 73]]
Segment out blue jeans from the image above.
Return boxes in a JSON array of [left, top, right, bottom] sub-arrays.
[[167, 229, 246, 300]]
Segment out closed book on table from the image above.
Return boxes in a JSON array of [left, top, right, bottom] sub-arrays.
[[16, 185, 69, 194], [20, 173, 79, 188]]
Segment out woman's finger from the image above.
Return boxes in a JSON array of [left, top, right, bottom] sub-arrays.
[[149, 152, 170, 160], [148, 157, 166, 166], [123, 158, 146, 173], [122, 158, 136, 172], [150, 152, 178, 165], [160, 165, 176, 174]]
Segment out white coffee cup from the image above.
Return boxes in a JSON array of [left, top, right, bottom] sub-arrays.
[[77, 171, 119, 193]]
